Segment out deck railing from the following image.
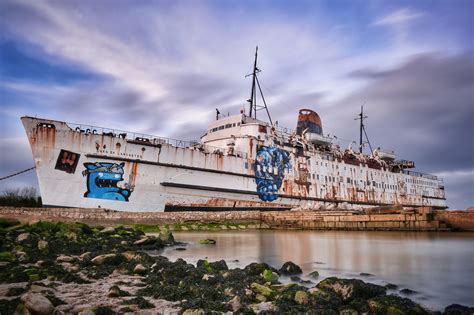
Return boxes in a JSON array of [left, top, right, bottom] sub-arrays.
[[65, 122, 248, 159]]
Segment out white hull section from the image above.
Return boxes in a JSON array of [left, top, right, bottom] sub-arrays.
[[22, 117, 447, 212]]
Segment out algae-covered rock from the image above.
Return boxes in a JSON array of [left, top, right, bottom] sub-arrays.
[[91, 253, 121, 266], [56, 255, 74, 263], [400, 288, 418, 295], [271, 283, 297, 292], [99, 226, 115, 234], [183, 309, 205, 315], [244, 262, 278, 276], [0, 218, 21, 228], [0, 251, 16, 262], [444, 304, 474, 315], [197, 239, 216, 245], [308, 270, 319, 278], [37, 240, 48, 252], [16, 233, 30, 242], [294, 290, 309, 305], [79, 252, 92, 261], [250, 283, 273, 298], [262, 269, 278, 282], [367, 294, 427, 315], [209, 259, 228, 271], [279, 261, 302, 275], [21, 292, 54, 315], [158, 229, 175, 242], [317, 277, 386, 302], [340, 308, 359, 315]]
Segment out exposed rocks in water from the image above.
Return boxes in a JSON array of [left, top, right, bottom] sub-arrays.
[[279, 261, 303, 275], [0, 220, 471, 314], [385, 282, 399, 290], [444, 304, 474, 315], [175, 247, 187, 251], [360, 272, 374, 277], [308, 270, 319, 278], [290, 276, 314, 285], [317, 277, 387, 302], [197, 239, 216, 245], [400, 288, 418, 295]]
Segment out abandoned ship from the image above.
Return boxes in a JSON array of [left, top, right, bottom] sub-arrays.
[[21, 48, 447, 212]]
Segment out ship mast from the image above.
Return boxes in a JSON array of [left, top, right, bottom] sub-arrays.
[[246, 46, 273, 125], [354, 105, 373, 154]]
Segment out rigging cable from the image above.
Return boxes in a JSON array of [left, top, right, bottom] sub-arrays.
[[0, 167, 36, 181]]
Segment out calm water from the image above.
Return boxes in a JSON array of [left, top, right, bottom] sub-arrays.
[[151, 230, 474, 311]]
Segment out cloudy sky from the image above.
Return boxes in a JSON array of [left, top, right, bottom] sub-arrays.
[[0, 0, 472, 209]]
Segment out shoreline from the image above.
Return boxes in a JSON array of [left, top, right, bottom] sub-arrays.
[[1, 220, 473, 314], [1, 206, 474, 232]]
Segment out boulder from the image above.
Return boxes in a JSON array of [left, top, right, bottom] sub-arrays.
[[17, 233, 30, 242], [37, 240, 48, 251], [159, 230, 175, 242], [108, 285, 121, 297], [367, 295, 426, 314], [400, 288, 417, 295], [250, 283, 273, 298], [279, 261, 303, 275], [308, 270, 319, 278], [56, 255, 74, 263], [183, 309, 205, 315], [79, 252, 92, 261], [134, 264, 147, 274], [294, 290, 309, 305], [99, 226, 115, 234], [21, 292, 54, 315], [444, 304, 474, 315], [244, 262, 277, 276], [262, 269, 278, 282], [228, 295, 241, 312], [209, 260, 228, 271], [317, 277, 386, 302], [133, 237, 153, 245], [91, 253, 118, 266]]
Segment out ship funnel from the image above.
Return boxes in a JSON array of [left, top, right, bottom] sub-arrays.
[[296, 109, 322, 136]]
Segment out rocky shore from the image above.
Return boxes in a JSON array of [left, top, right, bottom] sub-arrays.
[[0, 219, 472, 314]]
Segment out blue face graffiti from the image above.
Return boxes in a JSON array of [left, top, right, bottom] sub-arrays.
[[254, 146, 291, 202], [82, 162, 134, 202]]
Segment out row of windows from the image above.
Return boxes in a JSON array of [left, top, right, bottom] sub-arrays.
[[209, 122, 241, 133], [406, 178, 436, 187], [314, 160, 437, 188]]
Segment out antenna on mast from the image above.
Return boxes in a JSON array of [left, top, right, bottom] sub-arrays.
[[354, 105, 373, 154], [245, 46, 273, 125]]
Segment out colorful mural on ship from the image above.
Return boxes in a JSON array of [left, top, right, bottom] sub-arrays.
[[82, 162, 134, 201], [254, 146, 291, 201]]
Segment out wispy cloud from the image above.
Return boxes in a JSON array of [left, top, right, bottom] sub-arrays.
[[373, 8, 424, 27]]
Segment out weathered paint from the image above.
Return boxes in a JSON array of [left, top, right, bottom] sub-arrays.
[[21, 114, 447, 212]]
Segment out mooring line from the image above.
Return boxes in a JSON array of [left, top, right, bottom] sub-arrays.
[[0, 166, 36, 180]]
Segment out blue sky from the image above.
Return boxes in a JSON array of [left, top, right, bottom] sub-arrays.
[[0, 0, 473, 209]]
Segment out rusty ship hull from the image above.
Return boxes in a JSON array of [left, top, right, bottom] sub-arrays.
[[21, 114, 447, 212]]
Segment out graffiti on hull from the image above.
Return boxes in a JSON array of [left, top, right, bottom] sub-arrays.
[[82, 162, 134, 201], [254, 146, 291, 201]]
